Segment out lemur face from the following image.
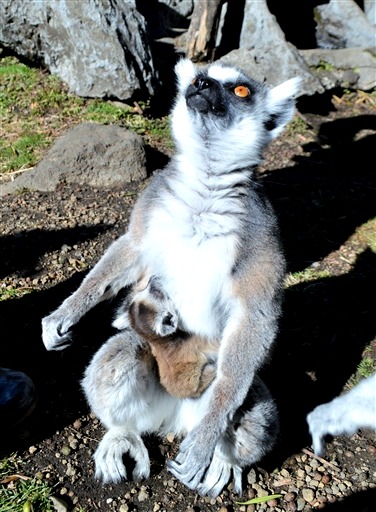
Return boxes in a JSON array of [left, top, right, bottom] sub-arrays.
[[171, 58, 300, 155], [184, 68, 260, 119], [129, 277, 179, 339]]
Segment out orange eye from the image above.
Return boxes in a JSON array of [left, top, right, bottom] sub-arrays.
[[234, 85, 250, 98]]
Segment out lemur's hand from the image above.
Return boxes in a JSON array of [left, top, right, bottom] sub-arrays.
[[42, 310, 73, 351], [167, 422, 216, 490]]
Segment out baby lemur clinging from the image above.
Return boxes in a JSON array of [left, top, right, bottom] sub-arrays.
[[113, 275, 217, 399], [43, 58, 300, 496]]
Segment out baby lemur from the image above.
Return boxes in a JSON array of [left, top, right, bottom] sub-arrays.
[[113, 275, 217, 399], [42, 58, 300, 496]]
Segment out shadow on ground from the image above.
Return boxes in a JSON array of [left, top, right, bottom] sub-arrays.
[[0, 224, 125, 454], [262, 113, 376, 462], [264, 114, 376, 272]]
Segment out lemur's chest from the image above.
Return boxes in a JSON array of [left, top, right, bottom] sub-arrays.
[[141, 195, 239, 337]]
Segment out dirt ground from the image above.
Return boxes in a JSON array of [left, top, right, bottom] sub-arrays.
[[0, 91, 375, 511]]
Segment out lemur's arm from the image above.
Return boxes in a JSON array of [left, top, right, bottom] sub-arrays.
[[168, 258, 282, 488], [42, 232, 142, 350]]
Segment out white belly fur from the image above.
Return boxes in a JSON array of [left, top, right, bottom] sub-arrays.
[[141, 204, 237, 338]]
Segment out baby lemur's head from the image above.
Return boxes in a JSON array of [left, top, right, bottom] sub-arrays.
[[113, 276, 179, 340], [170, 58, 300, 166]]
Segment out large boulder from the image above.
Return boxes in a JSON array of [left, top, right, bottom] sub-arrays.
[[300, 48, 376, 91], [0, 0, 156, 100], [314, 0, 376, 49], [0, 123, 147, 196], [220, 0, 375, 95], [364, 0, 376, 24], [236, 0, 324, 96]]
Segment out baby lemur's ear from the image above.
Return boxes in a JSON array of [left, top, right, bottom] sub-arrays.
[[265, 77, 301, 139]]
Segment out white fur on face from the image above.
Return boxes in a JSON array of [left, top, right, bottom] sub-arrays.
[[207, 64, 241, 83], [266, 77, 301, 138], [171, 61, 299, 171], [268, 77, 301, 104]]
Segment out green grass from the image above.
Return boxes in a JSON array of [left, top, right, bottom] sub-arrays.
[[0, 454, 54, 512], [355, 217, 376, 252], [315, 59, 335, 72], [84, 100, 133, 123], [356, 357, 376, 379], [0, 55, 171, 174], [0, 133, 48, 172], [0, 287, 33, 301], [347, 349, 376, 390], [286, 114, 312, 136], [284, 268, 331, 288]]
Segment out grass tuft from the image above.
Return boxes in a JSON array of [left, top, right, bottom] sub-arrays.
[[284, 268, 331, 288], [0, 454, 55, 512]]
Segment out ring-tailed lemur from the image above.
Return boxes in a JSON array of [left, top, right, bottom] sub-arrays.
[[42, 58, 300, 496], [113, 274, 218, 399]]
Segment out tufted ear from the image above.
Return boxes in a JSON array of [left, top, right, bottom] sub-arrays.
[[265, 77, 301, 139], [174, 58, 197, 94]]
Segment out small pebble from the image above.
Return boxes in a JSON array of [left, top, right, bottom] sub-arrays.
[[138, 487, 150, 501], [302, 488, 315, 502], [296, 497, 306, 511], [284, 492, 296, 503]]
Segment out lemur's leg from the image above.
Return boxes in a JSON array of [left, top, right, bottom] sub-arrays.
[[185, 376, 279, 497], [42, 233, 142, 350], [81, 330, 177, 483]]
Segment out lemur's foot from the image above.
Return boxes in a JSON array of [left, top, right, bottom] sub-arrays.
[[94, 429, 150, 483], [42, 312, 73, 351]]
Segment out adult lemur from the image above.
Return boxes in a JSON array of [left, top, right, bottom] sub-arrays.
[[42, 59, 300, 496]]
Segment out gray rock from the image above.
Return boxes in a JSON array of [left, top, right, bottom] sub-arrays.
[[314, 0, 376, 49], [0, 123, 147, 196], [300, 48, 376, 91], [159, 0, 194, 18], [364, 0, 376, 24], [236, 0, 324, 96], [0, 0, 156, 100], [220, 1, 375, 95]]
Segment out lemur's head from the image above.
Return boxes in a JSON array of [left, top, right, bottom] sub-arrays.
[[171, 59, 300, 165], [128, 276, 179, 339]]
